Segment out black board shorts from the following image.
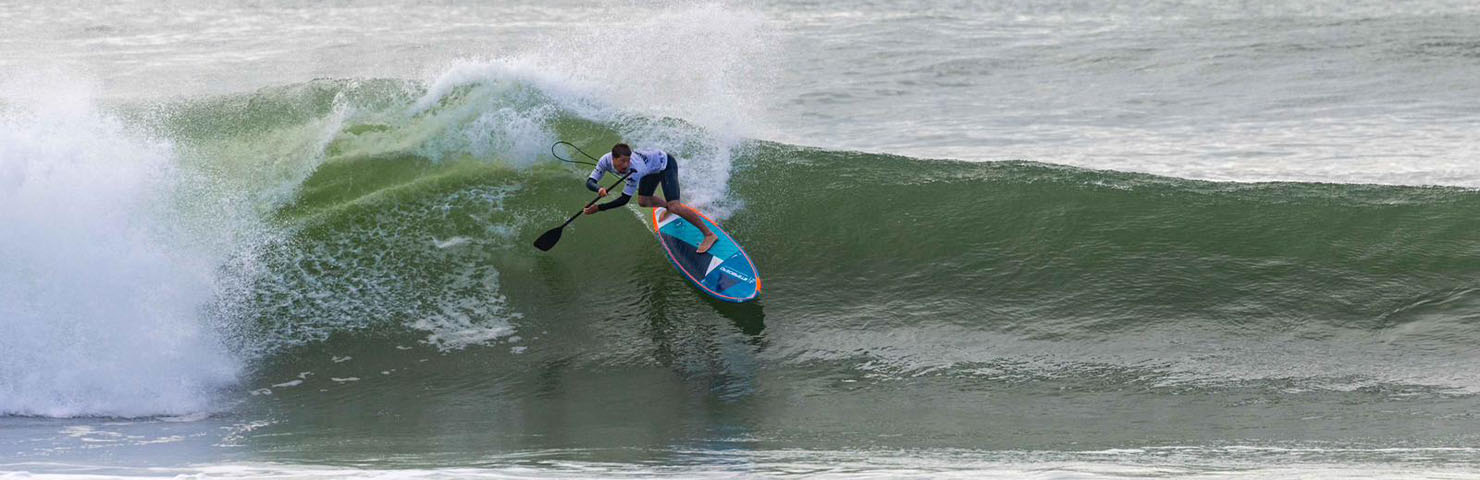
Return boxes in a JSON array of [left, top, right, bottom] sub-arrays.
[[637, 153, 680, 201]]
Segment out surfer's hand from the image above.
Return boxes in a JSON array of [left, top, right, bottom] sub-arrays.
[[583, 204, 599, 215], [597, 187, 608, 197]]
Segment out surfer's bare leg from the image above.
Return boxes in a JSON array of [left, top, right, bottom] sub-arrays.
[[640, 196, 719, 253]]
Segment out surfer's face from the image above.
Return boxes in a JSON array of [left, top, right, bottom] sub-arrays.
[[613, 155, 632, 173]]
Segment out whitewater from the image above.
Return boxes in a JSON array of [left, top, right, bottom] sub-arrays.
[[3, 1, 1480, 478]]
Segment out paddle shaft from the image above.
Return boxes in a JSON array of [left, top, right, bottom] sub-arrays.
[[557, 171, 632, 228]]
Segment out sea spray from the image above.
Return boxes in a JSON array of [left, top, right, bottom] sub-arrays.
[[0, 73, 240, 417]]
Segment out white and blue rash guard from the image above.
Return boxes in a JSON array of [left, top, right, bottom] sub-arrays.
[[586, 149, 668, 211]]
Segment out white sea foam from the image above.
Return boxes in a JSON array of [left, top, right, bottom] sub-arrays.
[[409, 269, 520, 351], [522, 4, 775, 216], [406, 3, 778, 217], [0, 71, 241, 418], [433, 236, 470, 249], [244, 182, 525, 352]]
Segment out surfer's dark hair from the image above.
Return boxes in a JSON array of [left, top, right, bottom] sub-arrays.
[[611, 143, 632, 159]]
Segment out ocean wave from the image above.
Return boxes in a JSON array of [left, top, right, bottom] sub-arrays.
[[7, 68, 1480, 418]]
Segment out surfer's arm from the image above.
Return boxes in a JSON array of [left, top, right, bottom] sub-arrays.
[[597, 194, 631, 211], [582, 193, 630, 215], [585, 177, 602, 192]]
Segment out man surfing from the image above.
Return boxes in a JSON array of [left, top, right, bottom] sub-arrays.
[[582, 143, 720, 254]]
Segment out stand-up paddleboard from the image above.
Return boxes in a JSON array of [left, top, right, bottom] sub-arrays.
[[650, 207, 761, 303]]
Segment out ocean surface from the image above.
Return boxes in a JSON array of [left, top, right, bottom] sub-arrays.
[[3, 1, 1480, 478]]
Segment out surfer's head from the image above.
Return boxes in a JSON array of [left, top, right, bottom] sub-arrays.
[[611, 143, 632, 173]]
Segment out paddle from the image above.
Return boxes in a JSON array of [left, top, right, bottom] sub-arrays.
[[532, 172, 633, 251]]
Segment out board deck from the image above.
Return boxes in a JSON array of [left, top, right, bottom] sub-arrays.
[[650, 207, 761, 303]]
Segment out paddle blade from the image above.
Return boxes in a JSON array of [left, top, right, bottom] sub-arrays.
[[532, 226, 564, 251]]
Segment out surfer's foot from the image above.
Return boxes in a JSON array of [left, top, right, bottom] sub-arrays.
[[697, 234, 719, 254]]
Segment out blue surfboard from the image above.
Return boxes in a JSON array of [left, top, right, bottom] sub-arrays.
[[650, 207, 761, 303]]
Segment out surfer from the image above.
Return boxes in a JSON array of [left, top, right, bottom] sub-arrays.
[[582, 143, 720, 254]]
